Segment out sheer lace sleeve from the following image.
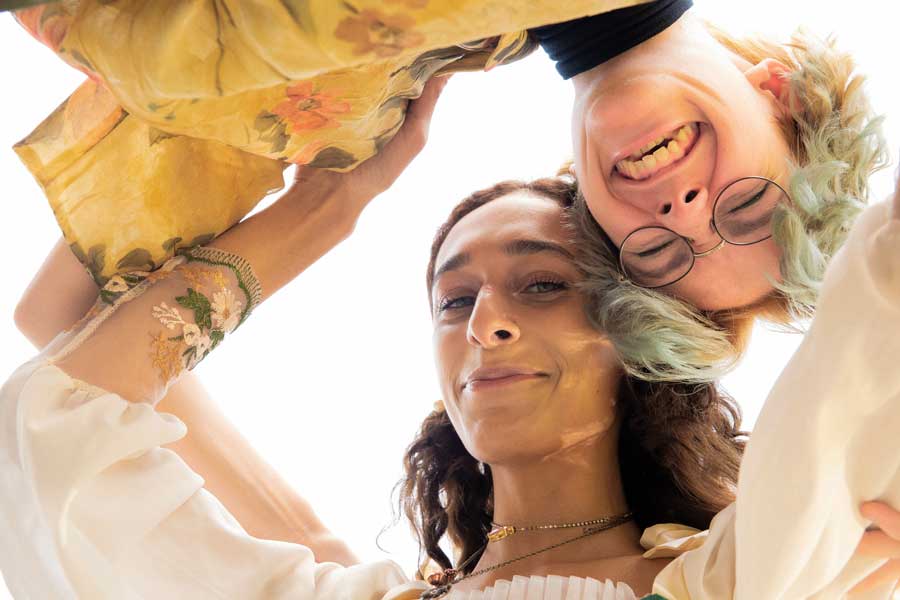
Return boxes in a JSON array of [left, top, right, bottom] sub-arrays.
[[44, 247, 262, 405]]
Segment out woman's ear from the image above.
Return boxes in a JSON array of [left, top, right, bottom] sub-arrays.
[[745, 58, 795, 115]]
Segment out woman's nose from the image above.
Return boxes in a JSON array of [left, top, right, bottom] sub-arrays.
[[657, 187, 718, 250], [466, 291, 521, 349]]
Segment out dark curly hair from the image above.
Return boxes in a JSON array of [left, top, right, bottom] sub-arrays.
[[399, 177, 747, 577]]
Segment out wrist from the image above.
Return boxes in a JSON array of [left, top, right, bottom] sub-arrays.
[[282, 168, 372, 229]]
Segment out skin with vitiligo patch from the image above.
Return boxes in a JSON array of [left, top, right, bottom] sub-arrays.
[[431, 191, 663, 593]]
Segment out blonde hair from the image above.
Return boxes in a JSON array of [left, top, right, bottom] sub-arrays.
[[706, 24, 889, 323], [570, 26, 888, 383]]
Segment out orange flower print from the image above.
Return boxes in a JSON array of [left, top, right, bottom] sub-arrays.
[[272, 82, 351, 133], [15, 5, 72, 52], [335, 8, 426, 58]]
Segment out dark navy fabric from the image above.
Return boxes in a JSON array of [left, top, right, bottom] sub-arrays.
[[530, 0, 693, 79]]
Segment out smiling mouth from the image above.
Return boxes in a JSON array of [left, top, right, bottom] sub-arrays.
[[615, 123, 700, 181], [465, 373, 546, 392]]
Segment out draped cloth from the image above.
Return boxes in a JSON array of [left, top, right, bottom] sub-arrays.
[[11, 0, 649, 284]]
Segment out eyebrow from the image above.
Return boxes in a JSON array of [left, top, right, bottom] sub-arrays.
[[433, 238, 575, 283]]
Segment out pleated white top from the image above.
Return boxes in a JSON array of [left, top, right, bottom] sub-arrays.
[[445, 575, 638, 600]]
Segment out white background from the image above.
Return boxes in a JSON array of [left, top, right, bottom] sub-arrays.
[[1, 1, 899, 597]]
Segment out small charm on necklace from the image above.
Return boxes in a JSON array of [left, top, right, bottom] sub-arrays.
[[487, 525, 516, 542], [427, 568, 457, 587], [421, 584, 452, 599]]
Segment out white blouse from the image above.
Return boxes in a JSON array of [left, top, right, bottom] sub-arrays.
[[0, 201, 898, 600]]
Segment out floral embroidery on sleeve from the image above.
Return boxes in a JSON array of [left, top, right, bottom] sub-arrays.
[[79, 246, 261, 384], [145, 247, 260, 380]]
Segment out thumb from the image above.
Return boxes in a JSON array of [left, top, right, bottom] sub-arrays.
[[407, 74, 451, 128], [373, 74, 450, 176]]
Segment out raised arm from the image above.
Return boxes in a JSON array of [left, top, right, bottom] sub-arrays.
[[0, 77, 447, 600], [13, 238, 359, 561], [49, 75, 447, 405]]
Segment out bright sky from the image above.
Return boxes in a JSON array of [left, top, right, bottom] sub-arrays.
[[1, 1, 899, 596]]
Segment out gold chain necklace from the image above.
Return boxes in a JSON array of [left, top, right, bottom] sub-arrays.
[[487, 512, 634, 542], [421, 511, 633, 600]]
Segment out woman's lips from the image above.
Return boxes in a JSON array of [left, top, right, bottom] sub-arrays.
[[613, 122, 701, 182], [463, 367, 547, 392], [466, 373, 545, 392]]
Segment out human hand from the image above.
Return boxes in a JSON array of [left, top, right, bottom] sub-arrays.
[[849, 501, 900, 596], [291, 74, 450, 204]]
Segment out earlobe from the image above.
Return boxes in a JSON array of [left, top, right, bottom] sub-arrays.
[[745, 58, 794, 114]]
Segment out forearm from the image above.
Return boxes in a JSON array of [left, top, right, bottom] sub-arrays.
[[14, 238, 99, 348], [14, 177, 365, 562], [156, 374, 359, 565], [211, 170, 367, 303], [51, 171, 367, 404]]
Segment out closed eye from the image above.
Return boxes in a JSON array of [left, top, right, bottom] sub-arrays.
[[727, 185, 767, 214], [634, 239, 678, 258]]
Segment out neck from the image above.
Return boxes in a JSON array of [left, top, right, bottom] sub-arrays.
[[477, 430, 642, 568]]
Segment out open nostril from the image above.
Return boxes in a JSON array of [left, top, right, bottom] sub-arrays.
[[495, 330, 512, 340], [685, 189, 699, 203], [660, 203, 673, 215]]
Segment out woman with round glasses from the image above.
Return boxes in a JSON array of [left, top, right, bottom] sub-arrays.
[[3, 80, 900, 598], [535, 0, 886, 320]]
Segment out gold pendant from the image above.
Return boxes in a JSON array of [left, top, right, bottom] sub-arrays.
[[421, 585, 451, 599], [487, 525, 516, 542]]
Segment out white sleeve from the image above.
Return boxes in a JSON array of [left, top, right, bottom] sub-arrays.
[[0, 360, 411, 600], [653, 200, 900, 600], [734, 200, 900, 599]]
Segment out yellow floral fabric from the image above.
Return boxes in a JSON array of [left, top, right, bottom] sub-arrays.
[[12, 0, 648, 284]]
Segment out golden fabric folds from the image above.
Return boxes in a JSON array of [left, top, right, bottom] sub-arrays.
[[13, 0, 648, 284]]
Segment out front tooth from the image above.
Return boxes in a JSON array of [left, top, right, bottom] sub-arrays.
[[667, 139, 684, 159], [653, 146, 670, 164], [641, 136, 663, 155], [641, 154, 657, 170]]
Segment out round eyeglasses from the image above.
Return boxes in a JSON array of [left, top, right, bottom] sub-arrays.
[[618, 176, 790, 289]]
